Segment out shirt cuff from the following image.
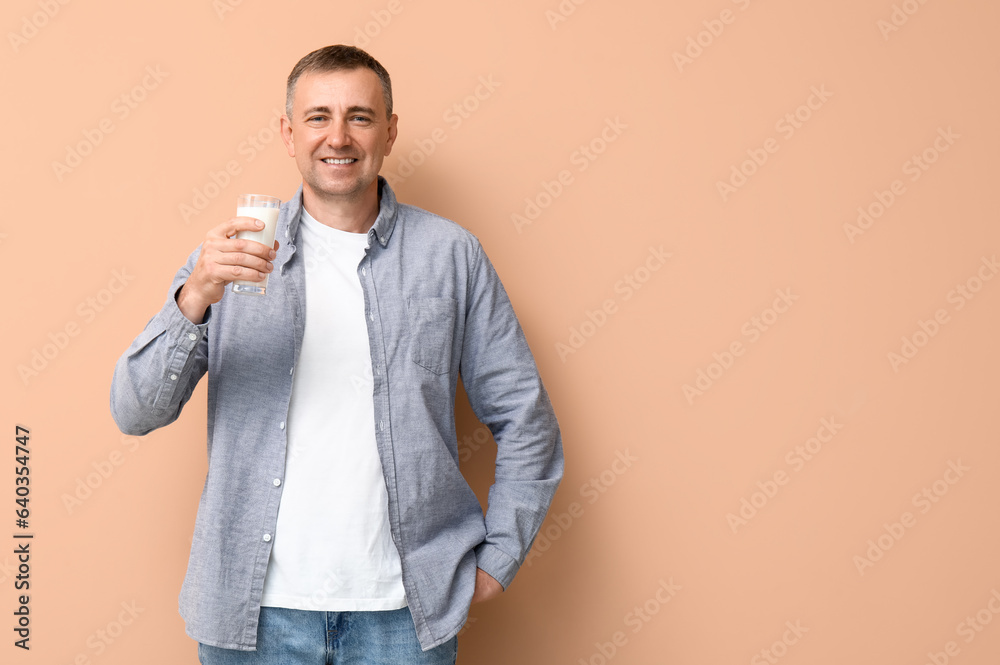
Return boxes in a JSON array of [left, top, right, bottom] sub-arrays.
[[473, 543, 519, 590], [150, 284, 210, 408]]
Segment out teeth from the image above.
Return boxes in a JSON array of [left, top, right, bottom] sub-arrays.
[[323, 158, 356, 164]]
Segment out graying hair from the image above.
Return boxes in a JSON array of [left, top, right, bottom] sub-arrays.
[[285, 45, 393, 120]]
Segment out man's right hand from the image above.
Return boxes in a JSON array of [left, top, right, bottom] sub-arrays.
[[176, 217, 280, 324]]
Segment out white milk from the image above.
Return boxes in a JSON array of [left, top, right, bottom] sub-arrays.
[[233, 205, 280, 293], [235, 205, 280, 248]]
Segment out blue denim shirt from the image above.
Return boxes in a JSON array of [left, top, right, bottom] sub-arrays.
[[109, 178, 563, 651]]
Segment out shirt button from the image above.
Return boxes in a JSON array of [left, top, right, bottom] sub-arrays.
[[361, 267, 366, 275], [279, 421, 285, 430], [378, 421, 385, 431], [262, 534, 272, 542], [273, 478, 281, 487], [170, 374, 178, 381], [188, 333, 197, 341], [369, 312, 374, 321], [289, 367, 294, 375], [379, 236, 385, 243]]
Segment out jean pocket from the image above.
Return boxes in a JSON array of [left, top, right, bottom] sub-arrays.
[[407, 297, 457, 375]]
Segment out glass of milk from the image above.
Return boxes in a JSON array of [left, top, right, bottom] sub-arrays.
[[231, 194, 281, 296]]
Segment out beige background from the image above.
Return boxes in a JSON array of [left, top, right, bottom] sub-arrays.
[[5, 0, 1000, 663]]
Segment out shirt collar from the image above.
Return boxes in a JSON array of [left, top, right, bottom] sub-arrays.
[[369, 176, 398, 248], [283, 176, 398, 249]]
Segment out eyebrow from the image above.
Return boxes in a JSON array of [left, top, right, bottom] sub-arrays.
[[301, 105, 377, 117]]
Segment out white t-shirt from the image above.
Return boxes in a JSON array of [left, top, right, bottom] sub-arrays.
[[260, 207, 407, 611]]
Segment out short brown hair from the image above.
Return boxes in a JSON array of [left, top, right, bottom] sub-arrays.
[[286, 45, 393, 120]]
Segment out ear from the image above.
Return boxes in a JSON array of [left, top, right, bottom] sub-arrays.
[[383, 114, 398, 157], [280, 114, 295, 158]]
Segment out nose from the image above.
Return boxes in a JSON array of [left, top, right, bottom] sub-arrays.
[[324, 119, 351, 150]]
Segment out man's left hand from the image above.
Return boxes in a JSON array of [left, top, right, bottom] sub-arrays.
[[470, 568, 503, 604]]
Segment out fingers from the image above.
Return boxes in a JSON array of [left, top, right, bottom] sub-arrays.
[[210, 249, 274, 278], [205, 217, 277, 260], [215, 215, 264, 240], [218, 239, 275, 263]]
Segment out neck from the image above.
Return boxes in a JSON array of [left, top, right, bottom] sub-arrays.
[[302, 180, 380, 234]]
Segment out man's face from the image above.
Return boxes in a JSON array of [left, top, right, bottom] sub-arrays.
[[281, 67, 397, 203]]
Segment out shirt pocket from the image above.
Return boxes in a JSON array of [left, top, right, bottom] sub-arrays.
[[407, 296, 457, 375]]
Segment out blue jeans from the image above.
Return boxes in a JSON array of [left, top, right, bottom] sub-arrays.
[[197, 606, 458, 665]]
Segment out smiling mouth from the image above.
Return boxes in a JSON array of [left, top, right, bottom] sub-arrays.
[[321, 158, 358, 164]]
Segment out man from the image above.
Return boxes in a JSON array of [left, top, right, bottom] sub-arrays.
[[110, 45, 563, 664]]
